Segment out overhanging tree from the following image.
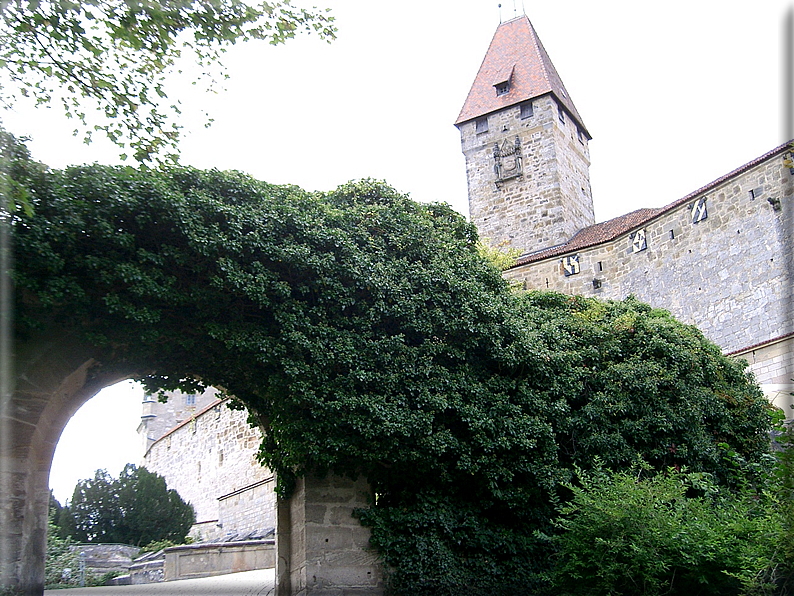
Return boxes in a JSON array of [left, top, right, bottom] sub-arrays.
[[9, 138, 772, 593], [0, 0, 335, 163]]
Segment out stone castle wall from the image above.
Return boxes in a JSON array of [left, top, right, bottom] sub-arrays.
[[143, 399, 275, 542], [504, 148, 794, 404], [731, 337, 794, 412], [459, 94, 593, 253], [138, 389, 219, 456]]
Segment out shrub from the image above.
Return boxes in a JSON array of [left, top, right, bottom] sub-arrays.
[[546, 461, 785, 596], [44, 519, 85, 589], [359, 294, 773, 594]]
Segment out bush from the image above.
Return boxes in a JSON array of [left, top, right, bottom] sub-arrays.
[[359, 294, 773, 594], [44, 519, 86, 589], [546, 460, 786, 596]]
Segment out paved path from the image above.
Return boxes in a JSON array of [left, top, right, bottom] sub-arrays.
[[44, 569, 275, 596]]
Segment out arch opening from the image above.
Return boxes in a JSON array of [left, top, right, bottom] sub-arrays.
[[49, 380, 144, 506]]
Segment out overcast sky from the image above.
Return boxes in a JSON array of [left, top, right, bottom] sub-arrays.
[[8, 1, 789, 503]]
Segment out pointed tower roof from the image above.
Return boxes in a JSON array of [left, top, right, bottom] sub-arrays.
[[455, 15, 590, 137]]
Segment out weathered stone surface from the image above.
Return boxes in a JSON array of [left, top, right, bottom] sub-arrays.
[[277, 474, 383, 596], [458, 95, 594, 254], [164, 540, 275, 580], [2, 330, 134, 595], [142, 395, 275, 543]]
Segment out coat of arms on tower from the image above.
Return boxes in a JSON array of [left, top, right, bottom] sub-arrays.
[[494, 137, 523, 185]]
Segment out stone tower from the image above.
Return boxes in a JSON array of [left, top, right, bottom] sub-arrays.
[[456, 15, 595, 254]]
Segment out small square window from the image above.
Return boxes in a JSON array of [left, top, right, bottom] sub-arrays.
[[520, 101, 533, 119], [495, 81, 510, 96], [475, 117, 489, 134]]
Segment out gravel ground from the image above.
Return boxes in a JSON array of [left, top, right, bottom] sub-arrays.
[[43, 569, 275, 596]]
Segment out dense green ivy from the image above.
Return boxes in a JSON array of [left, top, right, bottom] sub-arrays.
[[10, 139, 772, 593]]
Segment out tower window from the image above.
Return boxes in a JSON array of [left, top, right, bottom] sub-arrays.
[[495, 81, 510, 96], [577, 128, 584, 143], [475, 117, 489, 134], [558, 106, 565, 123], [520, 101, 534, 119]]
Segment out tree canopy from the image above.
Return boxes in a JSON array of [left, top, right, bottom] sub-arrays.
[[0, 0, 335, 163], [65, 465, 194, 545], [9, 137, 773, 593]]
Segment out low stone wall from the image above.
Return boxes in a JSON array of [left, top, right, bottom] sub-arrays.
[[164, 540, 276, 581], [129, 551, 165, 584], [70, 544, 140, 577]]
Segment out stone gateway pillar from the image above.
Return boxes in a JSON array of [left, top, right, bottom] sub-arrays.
[[0, 332, 127, 596], [276, 474, 384, 596]]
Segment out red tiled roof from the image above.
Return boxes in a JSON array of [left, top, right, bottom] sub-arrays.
[[510, 141, 792, 267], [455, 15, 589, 135]]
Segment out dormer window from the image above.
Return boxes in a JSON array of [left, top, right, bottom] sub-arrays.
[[492, 63, 514, 98]]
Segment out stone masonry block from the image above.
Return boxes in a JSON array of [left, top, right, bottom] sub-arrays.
[[306, 562, 382, 588], [306, 526, 353, 553], [305, 504, 327, 525], [349, 527, 372, 549], [328, 506, 356, 526]]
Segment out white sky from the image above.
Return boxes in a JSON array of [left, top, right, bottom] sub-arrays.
[[8, 1, 788, 503], [48, 381, 144, 504]]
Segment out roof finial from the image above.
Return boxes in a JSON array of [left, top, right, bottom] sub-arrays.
[[513, 0, 518, 19], [498, 3, 502, 23]]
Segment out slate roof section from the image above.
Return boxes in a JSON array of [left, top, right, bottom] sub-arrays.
[[510, 141, 792, 267], [455, 15, 589, 136]]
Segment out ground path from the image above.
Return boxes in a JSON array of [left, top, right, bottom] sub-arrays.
[[44, 569, 275, 596]]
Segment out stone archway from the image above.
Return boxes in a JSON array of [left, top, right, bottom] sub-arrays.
[[1, 330, 383, 596], [2, 159, 500, 596], [1, 330, 132, 595]]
